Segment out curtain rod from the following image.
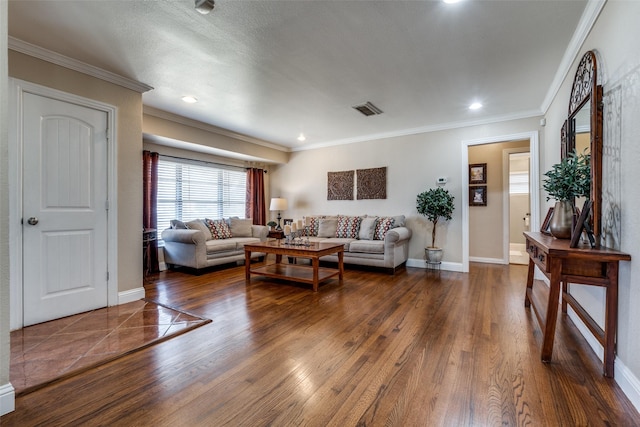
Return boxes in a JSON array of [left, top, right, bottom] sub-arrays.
[[157, 153, 262, 172]]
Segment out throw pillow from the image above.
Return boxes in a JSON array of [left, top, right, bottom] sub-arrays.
[[358, 217, 377, 240], [336, 215, 362, 238], [170, 219, 188, 229], [185, 219, 212, 240], [318, 218, 338, 238], [229, 218, 253, 237], [374, 217, 395, 240], [307, 216, 322, 236], [392, 215, 406, 228], [205, 218, 233, 239]]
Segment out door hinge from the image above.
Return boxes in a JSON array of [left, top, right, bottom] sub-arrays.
[[106, 271, 110, 281], [105, 200, 110, 211]]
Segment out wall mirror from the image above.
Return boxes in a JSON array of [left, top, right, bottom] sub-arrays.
[[560, 50, 603, 242]]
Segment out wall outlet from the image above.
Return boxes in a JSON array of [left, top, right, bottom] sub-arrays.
[[437, 177, 447, 184]]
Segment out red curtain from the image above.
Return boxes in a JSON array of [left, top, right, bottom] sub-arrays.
[[143, 150, 160, 273], [246, 168, 266, 225]]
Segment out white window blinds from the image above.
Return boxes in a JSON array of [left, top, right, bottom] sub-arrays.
[[157, 157, 246, 235]]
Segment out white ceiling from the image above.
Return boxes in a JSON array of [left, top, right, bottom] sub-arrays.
[[8, 0, 590, 152]]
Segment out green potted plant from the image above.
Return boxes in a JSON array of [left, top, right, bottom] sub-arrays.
[[542, 149, 590, 239], [416, 187, 455, 263], [266, 221, 278, 231]]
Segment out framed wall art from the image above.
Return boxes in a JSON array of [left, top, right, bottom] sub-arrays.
[[469, 186, 487, 206], [327, 170, 354, 200], [356, 167, 387, 200], [469, 163, 487, 184]]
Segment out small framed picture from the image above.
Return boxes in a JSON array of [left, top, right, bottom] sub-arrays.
[[540, 207, 554, 235], [469, 163, 487, 184], [469, 186, 487, 206]]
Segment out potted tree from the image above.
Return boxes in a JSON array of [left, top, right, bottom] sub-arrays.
[[542, 149, 590, 239], [416, 187, 455, 263]]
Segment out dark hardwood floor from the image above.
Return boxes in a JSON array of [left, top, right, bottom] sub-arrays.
[[2, 262, 639, 426]]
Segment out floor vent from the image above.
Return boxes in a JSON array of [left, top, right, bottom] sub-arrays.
[[352, 102, 383, 117]]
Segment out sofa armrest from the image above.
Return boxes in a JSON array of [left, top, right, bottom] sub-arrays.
[[384, 227, 412, 244], [161, 228, 206, 245], [252, 225, 269, 240]]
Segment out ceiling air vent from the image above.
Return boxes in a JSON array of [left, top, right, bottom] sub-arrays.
[[352, 102, 383, 117]]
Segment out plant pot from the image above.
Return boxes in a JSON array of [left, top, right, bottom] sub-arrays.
[[425, 247, 443, 264], [550, 200, 574, 239]]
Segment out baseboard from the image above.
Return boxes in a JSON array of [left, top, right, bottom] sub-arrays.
[[469, 256, 508, 265], [406, 258, 463, 272], [118, 287, 145, 305], [0, 383, 15, 416], [567, 308, 640, 413], [615, 358, 640, 413]]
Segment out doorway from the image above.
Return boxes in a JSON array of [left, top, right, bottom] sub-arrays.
[[9, 79, 117, 329], [505, 151, 530, 265], [461, 132, 539, 273]]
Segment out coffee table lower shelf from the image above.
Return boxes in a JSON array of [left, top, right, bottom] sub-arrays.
[[248, 263, 340, 291]]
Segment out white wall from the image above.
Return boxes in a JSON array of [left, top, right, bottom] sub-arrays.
[[0, 0, 14, 416], [270, 117, 541, 266], [542, 0, 640, 406]]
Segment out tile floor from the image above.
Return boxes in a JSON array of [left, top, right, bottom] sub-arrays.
[[10, 299, 209, 395]]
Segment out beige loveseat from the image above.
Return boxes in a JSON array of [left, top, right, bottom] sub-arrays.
[[161, 218, 268, 271], [292, 215, 412, 273]]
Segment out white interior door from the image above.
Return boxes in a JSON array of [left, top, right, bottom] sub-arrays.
[[22, 92, 109, 326]]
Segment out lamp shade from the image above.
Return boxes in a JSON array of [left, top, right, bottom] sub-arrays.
[[269, 198, 288, 211]]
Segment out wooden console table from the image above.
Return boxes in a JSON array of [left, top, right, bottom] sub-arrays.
[[523, 231, 630, 377]]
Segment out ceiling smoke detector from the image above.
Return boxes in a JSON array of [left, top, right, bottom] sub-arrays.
[[195, 0, 215, 14], [352, 102, 383, 117]]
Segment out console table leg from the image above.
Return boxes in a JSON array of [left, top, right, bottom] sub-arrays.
[[542, 257, 562, 363], [525, 258, 535, 307], [604, 262, 619, 377]]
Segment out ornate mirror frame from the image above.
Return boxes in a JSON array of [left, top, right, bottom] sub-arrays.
[[560, 50, 603, 240]]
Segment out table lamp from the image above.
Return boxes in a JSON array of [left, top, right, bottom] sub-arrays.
[[269, 198, 288, 230]]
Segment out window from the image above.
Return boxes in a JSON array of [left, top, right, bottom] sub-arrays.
[[157, 157, 246, 237], [509, 171, 529, 195]]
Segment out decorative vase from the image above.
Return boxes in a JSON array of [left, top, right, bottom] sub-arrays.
[[550, 200, 574, 239], [425, 247, 443, 264]]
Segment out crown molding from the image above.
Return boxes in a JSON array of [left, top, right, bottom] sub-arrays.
[[540, 0, 606, 114], [293, 109, 543, 152], [8, 36, 153, 93], [143, 106, 290, 153]]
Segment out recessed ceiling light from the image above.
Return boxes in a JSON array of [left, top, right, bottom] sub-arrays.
[[297, 133, 306, 142], [469, 102, 483, 110], [182, 96, 198, 104], [443, 0, 461, 4]]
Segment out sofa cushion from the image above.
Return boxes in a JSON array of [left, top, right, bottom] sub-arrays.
[[358, 217, 377, 240], [374, 217, 395, 240], [229, 218, 253, 237], [336, 215, 362, 238], [326, 238, 357, 251], [186, 219, 212, 240], [349, 240, 385, 254], [232, 237, 262, 249], [318, 218, 338, 237], [205, 218, 233, 239], [205, 239, 237, 254]]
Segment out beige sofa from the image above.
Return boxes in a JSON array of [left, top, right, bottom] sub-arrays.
[[161, 218, 268, 272], [292, 215, 412, 273]]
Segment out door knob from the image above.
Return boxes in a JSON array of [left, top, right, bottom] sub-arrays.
[[27, 217, 39, 225]]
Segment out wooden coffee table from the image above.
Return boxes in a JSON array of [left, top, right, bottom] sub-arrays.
[[244, 241, 344, 291]]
